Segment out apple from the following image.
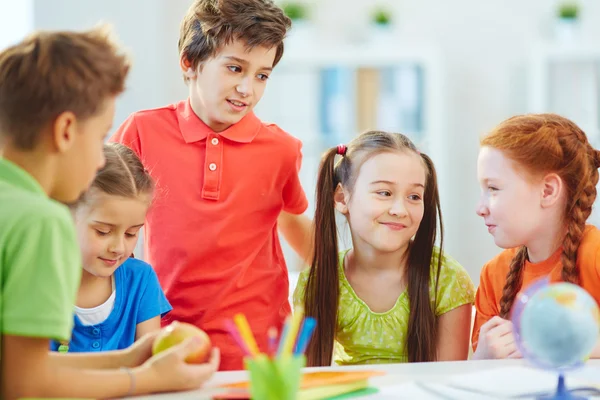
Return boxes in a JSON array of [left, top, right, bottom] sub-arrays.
[[152, 321, 212, 364]]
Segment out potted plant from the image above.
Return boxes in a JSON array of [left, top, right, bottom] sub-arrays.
[[372, 7, 392, 27], [280, 2, 312, 49], [555, 2, 580, 42], [558, 2, 578, 20], [281, 2, 308, 22], [369, 6, 394, 42]]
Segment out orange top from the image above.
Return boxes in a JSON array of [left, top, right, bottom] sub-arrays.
[[110, 99, 308, 370], [472, 224, 600, 351]]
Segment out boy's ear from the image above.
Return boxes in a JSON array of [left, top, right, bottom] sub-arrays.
[[180, 55, 196, 78], [52, 111, 77, 153], [334, 183, 349, 215]]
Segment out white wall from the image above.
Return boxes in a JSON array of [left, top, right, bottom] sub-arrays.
[[34, 0, 188, 127], [10, 0, 599, 283], [0, 0, 33, 49]]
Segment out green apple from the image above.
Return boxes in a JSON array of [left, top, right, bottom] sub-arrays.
[[152, 321, 212, 363]]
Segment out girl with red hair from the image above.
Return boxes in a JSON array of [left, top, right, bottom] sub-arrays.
[[472, 113, 600, 360]]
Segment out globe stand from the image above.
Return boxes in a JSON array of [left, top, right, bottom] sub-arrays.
[[538, 374, 586, 400]]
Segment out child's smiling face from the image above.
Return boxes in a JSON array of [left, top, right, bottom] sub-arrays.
[[184, 39, 276, 132], [75, 192, 150, 278], [336, 150, 426, 254]]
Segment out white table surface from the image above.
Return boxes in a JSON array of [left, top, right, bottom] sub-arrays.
[[131, 359, 600, 399]]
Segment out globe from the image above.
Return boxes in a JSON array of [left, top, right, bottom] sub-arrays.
[[512, 280, 600, 370]]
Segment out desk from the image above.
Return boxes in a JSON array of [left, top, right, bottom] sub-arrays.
[[132, 359, 600, 399]]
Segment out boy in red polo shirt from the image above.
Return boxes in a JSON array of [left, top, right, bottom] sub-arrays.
[[110, 0, 312, 370]]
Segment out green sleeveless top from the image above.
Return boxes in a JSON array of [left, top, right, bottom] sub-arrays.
[[293, 247, 475, 365]]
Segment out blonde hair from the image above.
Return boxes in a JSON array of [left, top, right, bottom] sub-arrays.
[[77, 143, 154, 207]]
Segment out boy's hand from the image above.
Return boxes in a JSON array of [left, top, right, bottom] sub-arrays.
[[123, 331, 161, 368], [473, 316, 522, 360], [139, 338, 220, 393]]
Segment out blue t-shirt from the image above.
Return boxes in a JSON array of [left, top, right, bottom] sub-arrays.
[[50, 258, 172, 352]]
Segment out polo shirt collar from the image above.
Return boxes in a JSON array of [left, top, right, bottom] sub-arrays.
[[177, 98, 261, 144], [0, 158, 46, 196]]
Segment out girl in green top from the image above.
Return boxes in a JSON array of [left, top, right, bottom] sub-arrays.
[[294, 131, 475, 366]]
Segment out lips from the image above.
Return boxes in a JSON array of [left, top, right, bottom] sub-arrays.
[[98, 257, 119, 267], [380, 222, 407, 231], [227, 99, 247, 107]]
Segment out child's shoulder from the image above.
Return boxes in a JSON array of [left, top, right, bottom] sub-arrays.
[[479, 247, 518, 279], [258, 120, 303, 148], [129, 102, 180, 122], [431, 247, 471, 280], [4, 189, 72, 230], [118, 257, 157, 279], [578, 224, 600, 255], [432, 246, 462, 269]]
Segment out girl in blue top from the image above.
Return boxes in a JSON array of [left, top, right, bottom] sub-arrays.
[[52, 143, 171, 352]]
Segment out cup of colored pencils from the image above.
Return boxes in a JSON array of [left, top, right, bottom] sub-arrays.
[[224, 307, 316, 400]]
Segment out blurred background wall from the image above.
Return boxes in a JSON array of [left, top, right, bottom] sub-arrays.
[[2, 0, 600, 286]]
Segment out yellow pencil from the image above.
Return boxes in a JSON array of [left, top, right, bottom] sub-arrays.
[[233, 313, 260, 357], [281, 306, 304, 357]]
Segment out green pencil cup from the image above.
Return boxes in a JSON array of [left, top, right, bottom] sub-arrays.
[[244, 354, 306, 400]]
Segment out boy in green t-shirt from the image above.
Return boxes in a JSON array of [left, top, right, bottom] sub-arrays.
[[0, 27, 218, 399]]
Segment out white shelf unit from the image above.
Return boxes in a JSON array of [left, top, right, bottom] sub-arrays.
[[257, 42, 446, 160], [529, 42, 600, 143], [528, 42, 600, 226]]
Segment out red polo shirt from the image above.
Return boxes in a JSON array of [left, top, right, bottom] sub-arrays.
[[110, 99, 308, 370]]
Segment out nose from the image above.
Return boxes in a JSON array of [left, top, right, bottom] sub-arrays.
[[236, 76, 252, 97], [476, 195, 489, 217], [108, 235, 125, 256], [389, 199, 408, 218]]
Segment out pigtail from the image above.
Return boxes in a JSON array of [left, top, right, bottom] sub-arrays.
[[304, 147, 342, 366], [406, 153, 443, 362], [499, 246, 527, 318], [561, 140, 600, 284]]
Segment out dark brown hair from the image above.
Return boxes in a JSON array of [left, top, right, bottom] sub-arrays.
[[304, 131, 445, 366], [77, 143, 154, 207], [178, 0, 291, 80], [0, 25, 130, 150], [480, 114, 600, 318]]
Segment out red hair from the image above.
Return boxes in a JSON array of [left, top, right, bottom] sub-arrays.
[[481, 113, 600, 317]]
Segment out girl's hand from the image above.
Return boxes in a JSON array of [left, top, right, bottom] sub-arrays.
[[139, 337, 220, 393], [473, 316, 522, 360]]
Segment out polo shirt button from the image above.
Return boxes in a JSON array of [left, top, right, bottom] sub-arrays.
[[92, 328, 100, 336], [211, 138, 219, 145], [209, 163, 217, 171], [92, 341, 100, 349]]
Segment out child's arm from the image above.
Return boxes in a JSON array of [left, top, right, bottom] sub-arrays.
[[436, 304, 472, 360], [278, 211, 313, 265], [2, 334, 219, 399], [133, 262, 171, 342], [49, 331, 158, 369], [471, 316, 521, 360], [136, 316, 161, 341]]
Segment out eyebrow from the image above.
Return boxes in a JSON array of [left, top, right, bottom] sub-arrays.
[[223, 56, 273, 72], [370, 180, 425, 188], [93, 221, 144, 229]]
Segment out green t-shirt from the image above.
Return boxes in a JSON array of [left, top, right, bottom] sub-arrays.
[[293, 247, 475, 365], [0, 158, 81, 359]]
